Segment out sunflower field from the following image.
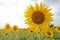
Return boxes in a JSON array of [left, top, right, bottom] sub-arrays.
[[0, 2, 60, 40]]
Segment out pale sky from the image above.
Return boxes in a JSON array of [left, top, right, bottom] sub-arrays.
[[0, 0, 60, 29], [43, 0, 60, 26]]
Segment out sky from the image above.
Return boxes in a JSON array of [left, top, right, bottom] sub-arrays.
[[42, 0, 60, 26], [0, 0, 60, 29]]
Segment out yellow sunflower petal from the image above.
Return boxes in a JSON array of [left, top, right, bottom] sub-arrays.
[[40, 2, 44, 10], [35, 3, 39, 11]]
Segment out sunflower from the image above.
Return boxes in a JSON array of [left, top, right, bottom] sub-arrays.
[[56, 26, 60, 33], [44, 29, 53, 37], [12, 25, 19, 33], [4, 23, 11, 32], [24, 2, 53, 31]]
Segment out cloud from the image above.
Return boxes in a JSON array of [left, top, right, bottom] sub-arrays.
[[0, 0, 60, 29], [0, 0, 31, 28]]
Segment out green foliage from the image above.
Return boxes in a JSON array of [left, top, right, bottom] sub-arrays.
[[53, 30, 60, 40], [0, 31, 40, 40], [0, 27, 60, 40]]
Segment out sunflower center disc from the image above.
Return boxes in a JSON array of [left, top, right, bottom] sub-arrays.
[[32, 11, 45, 24], [13, 27, 17, 31], [46, 31, 51, 36], [58, 27, 60, 31], [6, 26, 10, 29]]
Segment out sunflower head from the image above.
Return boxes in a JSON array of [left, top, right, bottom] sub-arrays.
[[4, 23, 11, 32], [44, 30, 53, 37], [12, 25, 19, 33], [56, 26, 60, 33], [24, 2, 53, 31]]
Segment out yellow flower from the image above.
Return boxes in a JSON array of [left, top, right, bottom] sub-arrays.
[[12, 25, 19, 33], [4, 23, 11, 32], [56, 26, 60, 33], [24, 2, 53, 31], [44, 29, 53, 37]]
